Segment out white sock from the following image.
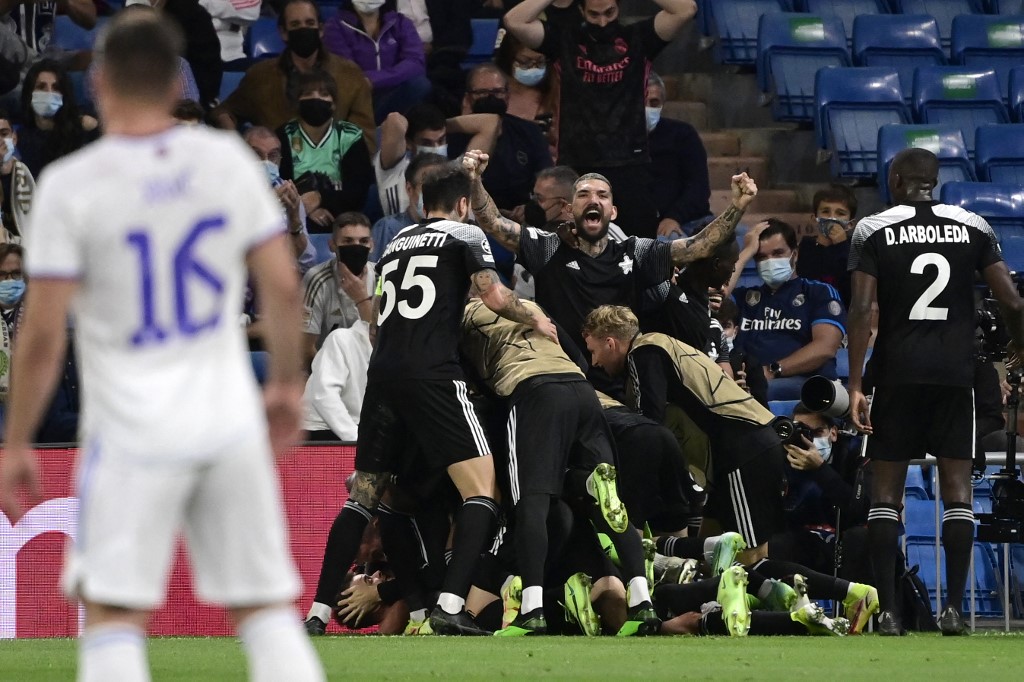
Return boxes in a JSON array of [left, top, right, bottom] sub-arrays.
[[78, 623, 149, 682], [437, 592, 465, 615], [702, 535, 720, 564], [757, 579, 775, 601], [627, 577, 650, 607], [653, 553, 673, 572], [410, 608, 428, 623], [584, 470, 597, 499], [521, 586, 543, 614], [239, 607, 325, 682], [305, 602, 332, 624]]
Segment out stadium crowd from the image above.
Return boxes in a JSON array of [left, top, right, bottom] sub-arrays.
[[2, 0, 1016, 641]]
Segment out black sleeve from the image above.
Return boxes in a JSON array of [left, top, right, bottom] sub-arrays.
[[426, 0, 472, 50], [635, 16, 671, 62], [558, 320, 590, 374], [630, 345, 670, 423], [376, 576, 406, 605], [339, 136, 374, 211], [537, 19, 561, 59], [277, 127, 295, 181]]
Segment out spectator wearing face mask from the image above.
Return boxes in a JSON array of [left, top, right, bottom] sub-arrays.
[[323, 0, 430, 123], [276, 70, 374, 234], [448, 63, 552, 212], [0, 109, 34, 245], [796, 184, 858, 308], [493, 31, 560, 156], [16, 59, 99, 178], [726, 219, 847, 401], [0, 242, 25, 410], [212, 0, 376, 152]]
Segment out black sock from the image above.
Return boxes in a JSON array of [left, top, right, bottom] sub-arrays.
[[313, 500, 373, 606], [751, 559, 851, 602], [653, 580, 718, 618], [515, 493, 553, 591], [474, 598, 503, 631], [867, 503, 902, 614], [942, 503, 975, 612], [376, 503, 428, 612], [440, 496, 500, 601], [745, 569, 768, 597], [592, 512, 646, 583], [657, 535, 705, 560], [700, 610, 806, 636], [542, 586, 570, 633]]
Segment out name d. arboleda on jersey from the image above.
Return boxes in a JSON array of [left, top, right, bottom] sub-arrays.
[[883, 223, 972, 245]]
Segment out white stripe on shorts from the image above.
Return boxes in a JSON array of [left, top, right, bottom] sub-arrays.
[[506, 406, 520, 505], [728, 470, 757, 547], [453, 380, 490, 456]]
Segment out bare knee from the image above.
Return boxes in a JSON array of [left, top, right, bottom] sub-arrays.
[[83, 601, 149, 631]]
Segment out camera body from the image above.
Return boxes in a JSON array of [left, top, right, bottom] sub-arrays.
[[771, 417, 814, 446]]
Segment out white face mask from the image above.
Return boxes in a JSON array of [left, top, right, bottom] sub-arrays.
[[352, 0, 385, 13], [514, 66, 547, 87], [416, 144, 447, 158], [757, 256, 793, 288], [814, 435, 833, 463], [645, 106, 662, 132]]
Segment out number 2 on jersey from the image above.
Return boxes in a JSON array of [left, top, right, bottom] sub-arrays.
[[908, 252, 950, 321], [377, 255, 438, 323], [126, 216, 227, 346]]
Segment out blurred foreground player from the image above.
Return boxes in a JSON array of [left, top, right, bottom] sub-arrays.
[[847, 148, 1024, 636], [0, 12, 324, 682]]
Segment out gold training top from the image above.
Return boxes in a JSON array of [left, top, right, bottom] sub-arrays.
[[461, 299, 584, 397]]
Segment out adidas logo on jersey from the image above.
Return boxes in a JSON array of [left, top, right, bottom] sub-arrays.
[[566, 260, 581, 270]]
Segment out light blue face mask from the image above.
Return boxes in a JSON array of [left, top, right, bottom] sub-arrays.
[[645, 106, 662, 132], [514, 66, 547, 87], [416, 144, 447, 158], [262, 159, 281, 186], [31, 91, 63, 118], [816, 216, 849, 238], [757, 257, 794, 287], [814, 435, 833, 463], [0, 278, 25, 306], [2, 139, 15, 163]]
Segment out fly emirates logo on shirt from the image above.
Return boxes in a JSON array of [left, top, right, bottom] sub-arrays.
[[575, 52, 630, 84], [740, 306, 804, 332]]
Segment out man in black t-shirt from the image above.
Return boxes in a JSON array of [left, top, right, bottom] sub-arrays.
[[847, 148, 1024, 637], [304, 162, 557, 637], [463, 149, 757, 369], [504, 0, 698, 237]]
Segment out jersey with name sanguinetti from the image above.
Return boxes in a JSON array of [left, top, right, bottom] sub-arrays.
[[517, 227, 672, 356], [849, 201, 1001, 387], [370, 218, 495, 381], [24, 126, 284, 459]]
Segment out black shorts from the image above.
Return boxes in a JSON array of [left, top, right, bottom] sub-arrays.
[[703, 444, 786, 548], [505, 380, 616, 504], [355, 379, 491, 475], [867, 384, 974, 461]]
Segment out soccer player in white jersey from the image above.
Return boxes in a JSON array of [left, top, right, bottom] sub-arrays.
[[0, 12, 324, 682]]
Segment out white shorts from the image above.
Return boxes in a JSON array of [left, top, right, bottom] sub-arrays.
[[63, 435, 301, 610]]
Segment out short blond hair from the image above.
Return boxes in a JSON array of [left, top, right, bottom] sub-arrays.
[[582, 305, 638, 341]]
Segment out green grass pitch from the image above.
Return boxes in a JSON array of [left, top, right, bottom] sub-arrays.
[[3, 633, 1024, 681]]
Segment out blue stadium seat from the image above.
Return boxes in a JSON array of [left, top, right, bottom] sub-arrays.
[[992, 0, 1024, 12], [906, 539, 1005, 616], [952, 14, 1024, 100], [307, 232, 335, 265], [853, 15, 946, 100], [906, 464, 931, 499], [249, 17, 285, 59], [461, 18, 500, 69], [912, 66, 1010, 159], [768, 399, 800, 417], [877, 124, 975, 203], [892, 0, 980, 50], [940, 182, 1024, 257], [815, 67, 911, 177], [976, 123, 1024, 184], [1011, 66, 1024, 122], [218, 70, 245, 105], [904, 498, 938, 538], [51, 15, 106, 51], [709, 0, 785, 65], [804, 0, 889, 48], [696, 0, 714, 36], [757, 13, 851, 121]]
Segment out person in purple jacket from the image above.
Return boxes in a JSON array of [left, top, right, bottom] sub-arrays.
[[323, 0, 432, 123]]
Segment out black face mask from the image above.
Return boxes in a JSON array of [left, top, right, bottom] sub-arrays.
[[523, 199, 550, 229], [584, 20, 619, 43], [336, 244, 370, 275], [287, 27, 321, 58], [470, 95, 508, 116], [299, 98, 333, 127]]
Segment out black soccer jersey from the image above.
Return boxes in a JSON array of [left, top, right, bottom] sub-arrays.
[[640, 279, 729, 363], [517, 226, 673, 356], [849, 201, 1002, 387], [369, 218, 496, 381], [538, 17, 668, 168]]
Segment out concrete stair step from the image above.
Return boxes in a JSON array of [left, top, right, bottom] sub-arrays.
[[710, 189, 805, 215], [663, 101, 708, 130], [740, 212, 818, 239], [700, 131, 741, 157], [707, 156, 769, 191]]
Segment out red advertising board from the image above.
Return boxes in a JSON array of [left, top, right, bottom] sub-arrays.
[[2, 445, 354, 639]]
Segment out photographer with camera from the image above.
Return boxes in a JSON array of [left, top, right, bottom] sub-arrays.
[[847, 148, 1024, 636]]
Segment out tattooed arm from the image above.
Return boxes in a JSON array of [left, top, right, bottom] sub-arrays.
[[472, 268, 559, 344], [669, 172, 758, 266], [463, 150, 522, 253], [349, 470, 389, 508]]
